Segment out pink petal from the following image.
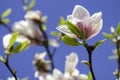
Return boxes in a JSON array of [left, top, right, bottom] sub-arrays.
[[76, 17, 92, 39], [86, 12, 103, 39], [88, 19, 103, 39]]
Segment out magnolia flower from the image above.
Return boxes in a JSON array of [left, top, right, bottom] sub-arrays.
[[3, 34, 29, 49], [65, 52, 78, 73], [35, 52, 88, 80], [33, 52, 50, 78], [25, 10, 42, 20], [57, 5, 103, 39], [12, 20, 44, 45]]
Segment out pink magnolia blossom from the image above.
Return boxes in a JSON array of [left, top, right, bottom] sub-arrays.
[[12, 20, 44, 45], [57, 5, 103, 39]]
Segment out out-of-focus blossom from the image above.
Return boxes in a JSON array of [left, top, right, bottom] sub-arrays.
[[24, 10, 47, 23], [57, 5, 103, 40], [7, 77, 18, 80], [113, 69, 120, 80], [48, 39, 59, 47], [25, 10, 41, 21], [39, 75, 55, 80], [63, 53, 87, 80], [53, 69, 64, 80], [3, 34, 29, 49], [7, 77, 28, 80], [65, 52, 78, 73], [110, 27, 115, 33], [12, 20, 44, 45], [116, 78, 120, 80], [79, 74, 88, 80], [33, 52, 50, 79], [35, 52, 88, 80], [109, 49, 118, 60]]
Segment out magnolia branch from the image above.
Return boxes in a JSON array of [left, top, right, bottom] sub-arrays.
[[4, 55, 17, 80]]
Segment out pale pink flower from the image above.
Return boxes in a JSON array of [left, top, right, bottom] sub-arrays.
[[12, 20, 44, 45], [57, 5, 103, 39]]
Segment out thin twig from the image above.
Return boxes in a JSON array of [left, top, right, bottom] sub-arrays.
[[4, 55, 17, 80], [44, 45, 55, 71], [116, 40, 120, 80], [2, 23, 12, 32], [37, 21, 55, 71], [0, 18, 12, 32]]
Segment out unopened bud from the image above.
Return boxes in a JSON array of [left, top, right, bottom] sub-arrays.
[[111, 27, 115, 33]]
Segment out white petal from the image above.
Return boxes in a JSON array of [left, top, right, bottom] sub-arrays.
[[67, 15, 73, 20], [53, 69, 63, 79], [64, 72, 71, 79], [53, 69, 62, 76], [79, 74, 88, 80], [3, 34, 12, 49], [34, 52, 47, 60], [72, 5, 90, 20], [16, 35, 30, 43], [72, 69, 80, 76], [110, 26, 115, 33], [12, 20, 36, 38], [35, 71, 39, 78], [56, 25, 76, 38], [67, 15, 80, 25], [25, 10, 41, 20], [91, 12, 102, 24], [7, 77, 16, 80], [38, 76, 44, 80], [48, 39, 59, 47], [65, 52, 79, 73], [3, 34, 30, 49], [46, 75, 55, 80]]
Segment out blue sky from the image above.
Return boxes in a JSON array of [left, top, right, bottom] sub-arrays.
[[0, 0, 120, 80]]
